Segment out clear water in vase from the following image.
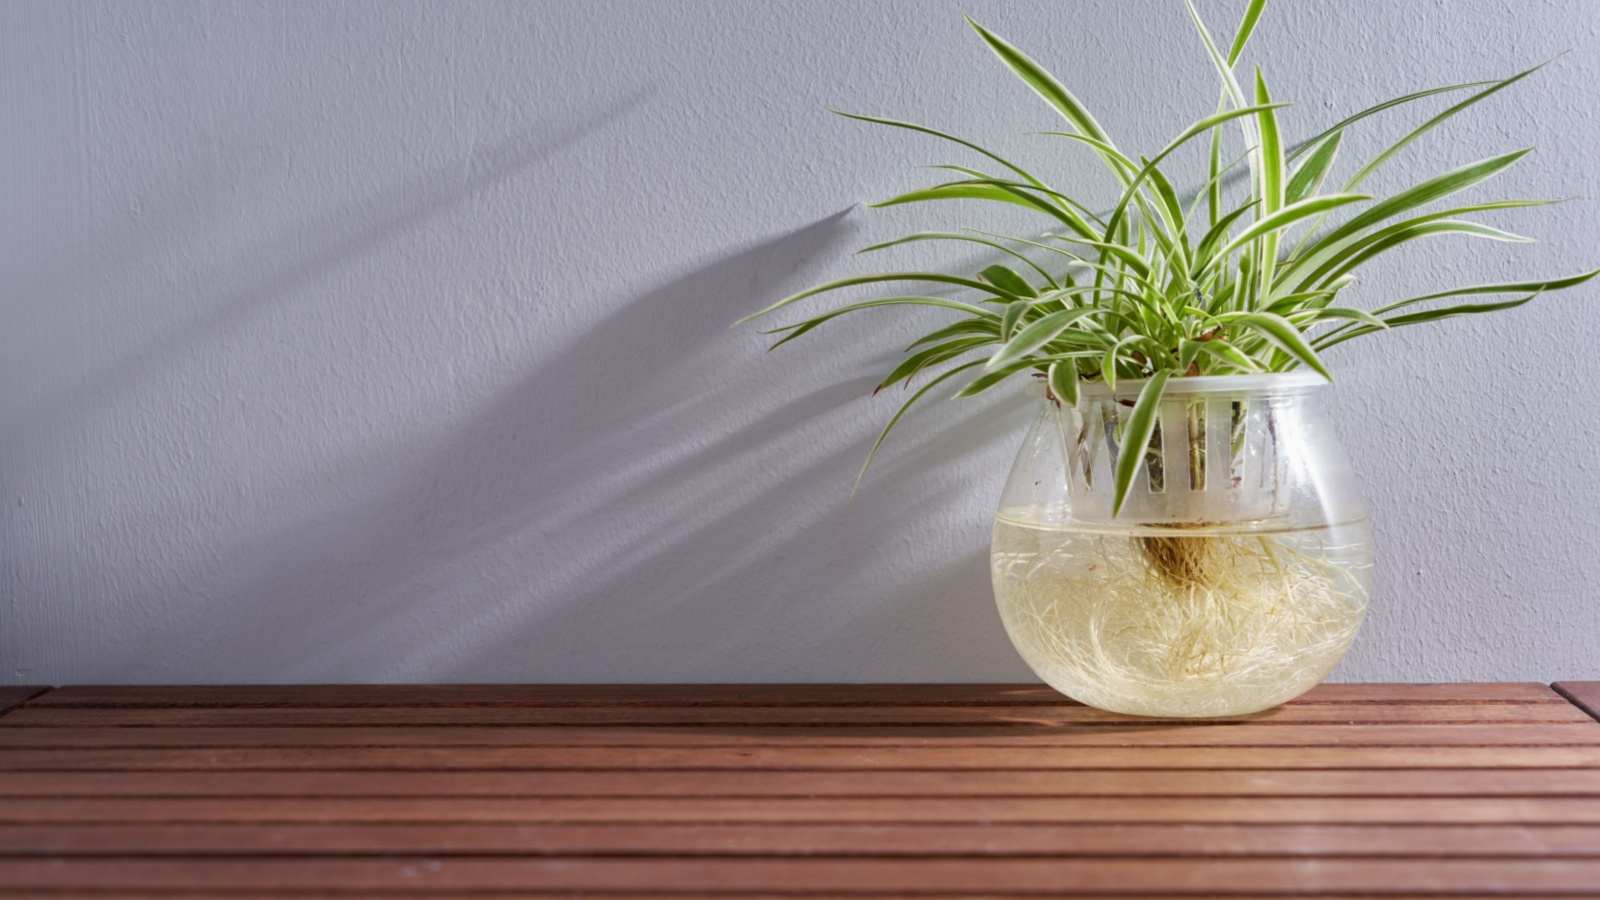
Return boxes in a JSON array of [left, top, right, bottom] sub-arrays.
[[992, 506, 1372, 718]]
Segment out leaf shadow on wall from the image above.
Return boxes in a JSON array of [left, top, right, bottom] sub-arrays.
[[136, 207, 1034, 682], [58, 90, 1039, 682], [318, 210, 1032, 681]]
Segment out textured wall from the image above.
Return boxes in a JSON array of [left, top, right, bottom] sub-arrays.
[[4, 0, 1598, 683]]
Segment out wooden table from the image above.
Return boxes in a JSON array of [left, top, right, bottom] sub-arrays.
[[2, 682, 1599, 896]]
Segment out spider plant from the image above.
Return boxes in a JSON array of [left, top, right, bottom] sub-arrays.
[[739, 0, 1596, 515]]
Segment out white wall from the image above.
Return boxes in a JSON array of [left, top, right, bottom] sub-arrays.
[[4, 0, 1598, 684]]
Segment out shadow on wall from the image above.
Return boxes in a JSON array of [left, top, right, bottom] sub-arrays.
[[96, 204, 1031, 682], [392, 211, 1028, 681], [41, 64, 1044, 681], [6, 89, 655, 445], [412, 209, 1030, 681]]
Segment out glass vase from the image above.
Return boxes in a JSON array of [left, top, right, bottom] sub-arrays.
[[991, 373, 1373, 717]]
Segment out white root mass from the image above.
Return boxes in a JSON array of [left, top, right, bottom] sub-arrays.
[[993, 511, 1371, 717]]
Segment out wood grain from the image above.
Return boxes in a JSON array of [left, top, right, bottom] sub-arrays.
[[0, 682, 1595, 895], [28, 682, 1566, 708], [0, 687, 47, 718], [10, 700, 1595, 726], [3, 822, 1598, 857], [4, 767, 1596, 797], [2, 895, 1583, 900], [6, 895, 1582, 900], [5, 795, 1600, 824], [7, 744, 1600, 770], [3, 857, 1599, 893], [4, 722, 1596, 748]]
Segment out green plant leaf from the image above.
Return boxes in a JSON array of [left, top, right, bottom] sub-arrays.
[[1034, 252, 1164, 297], [1373, 268, 1600, 316], [1255, 71, 1285, 215], [870, 178, 1094, 235], [916, 175, 1085, 209], [1038, 131, 1139, 175], [986, 307, 1104, 371], [1188, 337, 1263, 373], [1143, 157, 1190, 262], [982, 264, 1038, 299], [868, 182, 1044, 211], [1208, 193, 1371, 271], [764, 296, 1001, 349], [1201, 0, 1266, 230], [1262, 287, 1342, 315], [1291, 306, 1389, 330], [906, 317, 1000, 350], [1280, 71, 1538, 261], [1305, 219, 1534, 288], [1384, 296, 1537, 326], [1192, 143, 1255, 225], [1278, 149, 1533, 291], [1315, 268, 1599, 349], [1286, 130, 1342, 204], [1341, 63, 1546, 194], [859, 231, 1060, 288], [965, 228, 1084, 263], [967, 18, 1111, 144], [1111, 369, 1172, 516], [1302, 198, 1554, 282], [1220, 312, 1332, 379], [739, 273, 1013, 325], [929, 165, 1109, 227], [1184, 0, 1248, 111], [887, 178, 1098, 238], [1260, 286, 1350, 315], [1000, 299, 1029, 340], [856, 360, 986, 493], [954, 359, 1041, 398], [1047, 360, 1080, 406], [1193, 198, 1260, 270], [1041, 132, 1181, 260], [1084, 102, 1288, 240], [1315, 295, 1540, 352], [1206, 119, 1224, 228], [1099, 332, 1150, 388], [1226, 0, 1268, 64], [831, 109, 1057, 196], [1253, 67, 1286, 295], [1288, 79, 1499, 162], [1177, 337, 1204, 372], [876, 336, 994, 393], [1047, 233, 1155, 280], [1343, 148, 1531, 235]]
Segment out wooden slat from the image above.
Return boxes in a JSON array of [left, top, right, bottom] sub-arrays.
[[4, 795, 1600, 825], [2, 684, 1593, 895], [2, 722, 1595, 748], [6, 895, 1583, 900], [4, 701, 1589, 727], [3, 857, 1599, 893], [0, 687, 47, 718], [1556, 681, 1600, 722], [2, 822, 1597, 857], [5, 767, 1597, 797], [6, 744, 1600, 770], [6, 890, 1580, 896], [24, 682, 1565, 708]]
